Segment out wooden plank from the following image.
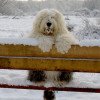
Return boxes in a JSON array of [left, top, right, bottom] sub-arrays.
[[0, 57, 100, 72], [0, 44, 100, 59], [0, 84, 100, 93]]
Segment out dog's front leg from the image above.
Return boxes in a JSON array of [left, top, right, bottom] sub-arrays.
[[55, 33, 77, 54], [37, 35, 54, 52]]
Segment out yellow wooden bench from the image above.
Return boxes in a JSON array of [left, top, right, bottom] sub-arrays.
[[0, 44, 100, 93], [0, 44, 100, 72]]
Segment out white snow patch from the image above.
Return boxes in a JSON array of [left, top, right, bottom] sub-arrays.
[[0, 70, 100, 88], [79, 39, 100, 47], [0, 38, 38, 46]]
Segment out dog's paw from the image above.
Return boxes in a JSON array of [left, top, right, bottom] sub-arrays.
[[55, 41, 71, 54], [38, 36, 54, 52], [55, 35, 75, 54]]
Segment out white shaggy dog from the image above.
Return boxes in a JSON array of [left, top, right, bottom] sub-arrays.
[[28, 9, 77, 53], [27, 9, 77, 100]]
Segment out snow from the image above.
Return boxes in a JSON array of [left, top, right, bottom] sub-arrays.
[[0, 15, 100, 100], [0, 70, 100, 100], [67, 8, 100, 17], [0, 70, 100, 88], [0, 38, 38, 46], [66, 16, 100, 41], [0, 16, 33, 37], [0, 16, 100, 47], [80, 39, 100, 47]]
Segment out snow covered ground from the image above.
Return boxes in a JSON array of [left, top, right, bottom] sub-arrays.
[[0, 70, 100, 100], [0, 15, 100, 100]]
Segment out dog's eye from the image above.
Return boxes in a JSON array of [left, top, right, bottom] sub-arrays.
[[51, 17, 54, 18]]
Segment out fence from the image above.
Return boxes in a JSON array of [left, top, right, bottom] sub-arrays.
[[0, 44, 100, 93]]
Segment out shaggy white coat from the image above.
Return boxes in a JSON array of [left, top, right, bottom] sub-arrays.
[[27, 9, 77, 54]]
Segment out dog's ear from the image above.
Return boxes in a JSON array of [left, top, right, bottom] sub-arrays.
[[33, 9, 48, 32], [51, 9, 67, 33]]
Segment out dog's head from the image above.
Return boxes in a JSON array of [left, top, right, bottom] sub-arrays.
[[33, 9, 66, 36]]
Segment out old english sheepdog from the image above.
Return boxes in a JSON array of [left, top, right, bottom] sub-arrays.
[[27, 9, 77, 100]]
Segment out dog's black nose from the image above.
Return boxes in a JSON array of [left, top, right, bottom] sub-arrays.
[[47, 22, 52, 27]]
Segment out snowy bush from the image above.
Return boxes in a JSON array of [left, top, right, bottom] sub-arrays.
[[0, 0, 100, 16], [74, 19, 100, 40], [0, 0, 24, 16], [74, 8, 91, 16], [91, 9, 100, 17]]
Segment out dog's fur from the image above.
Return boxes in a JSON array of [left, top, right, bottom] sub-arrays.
[[27, 9, 77, 100], [27, 9, 77, 54]]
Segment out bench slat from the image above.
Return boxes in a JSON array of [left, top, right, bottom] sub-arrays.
[[0, 84, 100, 93], [0, 57, 100, 72], [0, 44, 100, 59]]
